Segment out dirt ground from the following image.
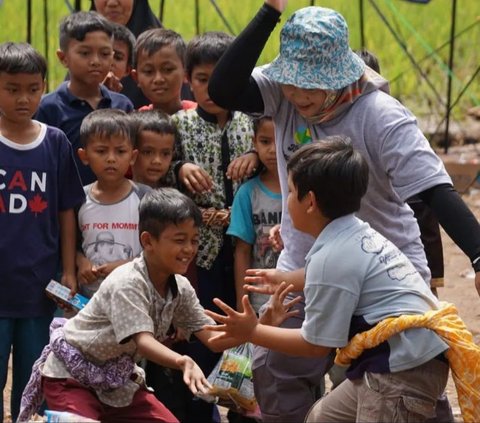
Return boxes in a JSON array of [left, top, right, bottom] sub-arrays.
[[4, 192, 480, 423]]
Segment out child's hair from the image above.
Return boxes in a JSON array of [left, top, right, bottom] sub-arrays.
[[131, 110, 178, 143], [185, 31, 234, 78], [80, 109, 135, 148], [139, 187, 202, 238], [59, 11, 113, 52], [287, 135, 369, 220], [0, 42, 47, 78], [134, 28, 186, 68], [252, 115, 273, 135], [354, 49, 381, 74], [111, 22, 136, 68]]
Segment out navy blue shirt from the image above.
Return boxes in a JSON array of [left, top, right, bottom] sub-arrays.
[[0, 123, 85, 317], [35, 82, 134, 184]]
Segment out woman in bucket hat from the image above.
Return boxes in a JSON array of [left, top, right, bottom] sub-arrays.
[[208, 1, 480, 422]]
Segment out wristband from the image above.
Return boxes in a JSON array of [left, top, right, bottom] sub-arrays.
[[473, 256, 480, 273]]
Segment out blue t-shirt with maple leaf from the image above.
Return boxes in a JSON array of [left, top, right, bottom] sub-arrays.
[[0, 121, 85, 317]]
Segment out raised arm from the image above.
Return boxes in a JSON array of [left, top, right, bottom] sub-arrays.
[[208, 3, 282, 113], [417, 183, 480, 296]]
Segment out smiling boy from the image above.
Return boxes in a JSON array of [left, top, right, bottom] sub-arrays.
[[36, 188, 234, 422]]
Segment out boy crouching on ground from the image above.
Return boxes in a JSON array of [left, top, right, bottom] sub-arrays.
[[20, 188, 234, 423]]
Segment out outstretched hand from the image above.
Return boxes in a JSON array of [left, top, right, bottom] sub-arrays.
[[244, 268, 283, 295], [177, 355, 212, 395], [204, 296, 259, 346], [258, 282, 301, 327]]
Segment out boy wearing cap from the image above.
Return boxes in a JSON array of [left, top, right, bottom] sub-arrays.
[[208, 0, 480, 421]]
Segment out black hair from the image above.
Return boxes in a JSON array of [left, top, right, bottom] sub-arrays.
[[111, 22, 136, 68], [80, 109, 135, 147], [287, 136, 369, 220], [252, 115, 273, 135], [249, 116, 274, 178], [131, 110, 178, 145], [134, 28, 186, 68], [185, 31, 234, 78], [0, 42, 47, 78], [59, 11, 113, 52], [354, 49, 381, 74], [139, 187, 202, 238]]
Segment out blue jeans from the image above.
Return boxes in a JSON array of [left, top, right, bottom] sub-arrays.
[[0, 316, 51, 422]]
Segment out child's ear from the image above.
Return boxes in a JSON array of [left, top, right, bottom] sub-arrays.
[[306, 191, 317, 214], [77, 148, 89, 165], [125, 65, 133, 79], [130, 69, 138, 83], [130, 149, 138, 165], [56, 49, 68, 67], [140, 231, 152, 250]]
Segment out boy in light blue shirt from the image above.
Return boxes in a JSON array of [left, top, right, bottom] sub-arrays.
[[205, 136, 449, 422]]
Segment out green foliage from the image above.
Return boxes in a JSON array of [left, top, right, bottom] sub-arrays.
[[0, 0, 478, 119]]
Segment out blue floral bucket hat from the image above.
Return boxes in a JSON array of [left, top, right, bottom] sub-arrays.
[[263, 7, 365, 90]]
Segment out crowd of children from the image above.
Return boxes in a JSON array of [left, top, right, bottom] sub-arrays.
[[1, 1, 480, 423]]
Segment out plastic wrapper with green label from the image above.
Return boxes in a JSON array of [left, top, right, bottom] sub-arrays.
[[198, 343, 258, 414]]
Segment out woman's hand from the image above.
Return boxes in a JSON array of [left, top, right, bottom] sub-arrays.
[[227, 152, 259, 181], [178, 163, 213, 193]]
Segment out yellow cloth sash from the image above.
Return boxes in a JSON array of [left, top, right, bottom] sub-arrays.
[[335, 302, 480, 422]]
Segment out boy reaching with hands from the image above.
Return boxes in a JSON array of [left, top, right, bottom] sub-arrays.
[[20, 189, 237, 423], [205, 139, 456, 422]]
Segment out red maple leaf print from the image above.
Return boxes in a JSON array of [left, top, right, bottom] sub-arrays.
[[28, 194, 48, 216]]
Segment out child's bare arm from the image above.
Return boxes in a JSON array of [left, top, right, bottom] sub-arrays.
[[204, 296, 331, 357], [59, 209, 78, 296], [95, 259, 131, 278], [76, 251, 98, 285], [195, 326, 242, 352], [133, 331, 211, 395], [233, 239, 253, 311]]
